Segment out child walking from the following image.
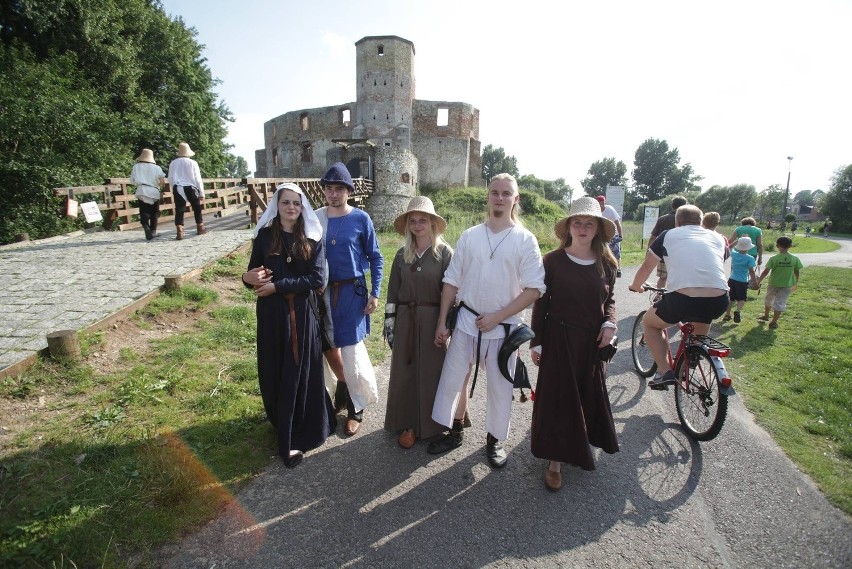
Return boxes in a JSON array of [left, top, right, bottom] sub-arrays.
[[723, 236, 758, 323], [756, 236, 803, 329]]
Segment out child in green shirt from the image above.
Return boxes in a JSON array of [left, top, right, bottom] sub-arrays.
[[756, 236, 803, 329]]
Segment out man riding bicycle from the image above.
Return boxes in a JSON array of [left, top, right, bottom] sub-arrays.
[[629, 205, 729, 389]]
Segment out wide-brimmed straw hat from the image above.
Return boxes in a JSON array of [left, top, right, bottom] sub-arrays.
[[136, 148, 155, 163], [176, 142, 195, 157], [734, 236, 754, 252], [393, 196, 447, 235], [554, 196, 616, 243]]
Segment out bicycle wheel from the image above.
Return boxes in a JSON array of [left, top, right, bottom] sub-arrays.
[[631, 310, 657, 378], [674, 346, 728, 441]]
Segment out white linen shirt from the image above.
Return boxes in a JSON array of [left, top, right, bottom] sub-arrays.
[[443, 223, 546, 339], [130, 162, 165, 204], [167, 157, 204, 201]]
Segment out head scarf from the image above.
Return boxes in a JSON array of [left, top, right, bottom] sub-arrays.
[[254, 183, 322, 241]]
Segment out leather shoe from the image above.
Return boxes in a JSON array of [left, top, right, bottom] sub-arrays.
[[345, 417, 361, 436], [283, 451, 303, 468], [427, 422, 464, 455], [398, 429, 415, 449], [486, 433, 508, 468], [544, 468, 562, 491]]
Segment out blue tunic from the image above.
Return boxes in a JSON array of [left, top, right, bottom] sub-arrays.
[[322, 208, 384, 347]]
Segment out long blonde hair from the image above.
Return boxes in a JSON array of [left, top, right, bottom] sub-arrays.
[[560, 218, 617, 278], [402, 214, 451, 264]]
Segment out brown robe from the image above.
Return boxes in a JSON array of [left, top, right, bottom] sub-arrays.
[[383, 244, 452, 440], [530, 250, 619, 470]]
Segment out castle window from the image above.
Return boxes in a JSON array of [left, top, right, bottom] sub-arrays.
[[401, 173, 410, 183], [437, 107, 449, 127], [272, 148, 279, 167], [300, 113, 310, 131], [377, 45, 384, 56], [272, 124, 277, 137], [340, 108, 351, 126], [301, 143, 312, 163]]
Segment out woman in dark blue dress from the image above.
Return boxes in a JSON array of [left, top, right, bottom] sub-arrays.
[[242, 183, 336, 467]]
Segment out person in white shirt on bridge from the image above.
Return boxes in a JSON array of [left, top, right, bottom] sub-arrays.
[[167, 142, 207, 240]]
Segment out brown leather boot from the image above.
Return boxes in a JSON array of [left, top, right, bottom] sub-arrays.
[[175, 225, 184, 240], [196, 222, 207, 235]]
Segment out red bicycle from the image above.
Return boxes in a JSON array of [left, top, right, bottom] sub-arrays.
[[631, 285, 735, 441]]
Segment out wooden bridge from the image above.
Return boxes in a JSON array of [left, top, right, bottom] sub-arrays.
[[53, 177, 375, 231]]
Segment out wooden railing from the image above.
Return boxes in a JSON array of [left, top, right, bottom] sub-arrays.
[[54, 177, 375, 230]]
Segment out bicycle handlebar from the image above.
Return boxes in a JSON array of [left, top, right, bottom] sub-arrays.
[[641, 284, 667, 294]]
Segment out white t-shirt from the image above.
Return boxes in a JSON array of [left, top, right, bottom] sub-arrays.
[[649, 225, 728, 292], [444, 223, 546, 339], [601, 204, 621, 234]]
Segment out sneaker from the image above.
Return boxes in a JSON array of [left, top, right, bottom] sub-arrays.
[[616, 269, 622, 278], [722, 314, 731, 322], [733, 311, 741, 323], [768, 321, 779, 329], [648, 369, 677, 390], [757, 315, 770, 322]]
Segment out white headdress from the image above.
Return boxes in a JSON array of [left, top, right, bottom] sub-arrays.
[[254, 183, 322, 241]]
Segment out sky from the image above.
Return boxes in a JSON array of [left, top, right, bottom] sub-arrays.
[[159, 0, 851, 196]]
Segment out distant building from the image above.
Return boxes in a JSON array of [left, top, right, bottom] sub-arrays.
[[254, 35, 483, 227]]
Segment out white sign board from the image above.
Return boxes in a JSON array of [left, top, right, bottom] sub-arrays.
[[80, 201, 103, 223], [642, 206, 659, 240], [605, 185, 626, 217]]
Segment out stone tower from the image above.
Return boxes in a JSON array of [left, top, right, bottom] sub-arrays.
[[354, 36, 415, 144]]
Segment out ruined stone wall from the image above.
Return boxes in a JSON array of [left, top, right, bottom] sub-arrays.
[[412, 137, 471, 189], [412, 101, 479, 140], [410, 101, 480, 188], [366, 146, 418, 230]]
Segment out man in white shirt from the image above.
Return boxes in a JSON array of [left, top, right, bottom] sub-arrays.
[[595, 195, 624, 277], [130, 148, 165, 240], [167, 142, 206, 240], [429, 173, 546, 468]]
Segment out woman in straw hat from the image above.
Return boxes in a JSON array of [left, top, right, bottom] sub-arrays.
[[129, 148, 166, 240], [722, 235, 758, 323], [167, 142, 207, 239], [383, 196, 454, 449], [529, 196, 620, 491], [242, 183, 336, 467]]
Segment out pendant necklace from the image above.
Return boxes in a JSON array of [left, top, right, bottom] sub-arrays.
[[485, 225, 513, 260], [329, 214, 348, 246], [410, 246, 430, 272], [285, 233, 294, 263]]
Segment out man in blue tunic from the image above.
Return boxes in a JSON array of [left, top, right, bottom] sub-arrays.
[[316, 163, 384, 436]]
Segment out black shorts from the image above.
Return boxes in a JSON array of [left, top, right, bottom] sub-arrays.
[[654, 291, 728, 325], [728, 279, 748, 302]]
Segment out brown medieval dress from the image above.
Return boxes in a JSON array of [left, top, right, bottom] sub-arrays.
[[383, 244, 452, 440], [530, 250, 619, 470]]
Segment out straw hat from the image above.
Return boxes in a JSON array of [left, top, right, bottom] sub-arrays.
[[176, 142, 195, 157], [734, 236, 754, 252], [554, 196, 616, 243], [136, 148, 155, 163], [393, 196, 447, 235]]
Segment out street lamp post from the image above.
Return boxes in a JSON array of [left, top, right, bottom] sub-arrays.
[[780, 156, 793, 228]]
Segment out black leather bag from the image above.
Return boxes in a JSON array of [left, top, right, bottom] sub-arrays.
[[596, 336, 618, 363]]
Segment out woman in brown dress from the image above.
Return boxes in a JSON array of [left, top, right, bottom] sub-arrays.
[[383, 197, 453, 448], [530, 196, 620, 491]]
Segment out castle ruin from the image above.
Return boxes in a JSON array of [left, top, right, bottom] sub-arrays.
[[254, 35, 483, 228]]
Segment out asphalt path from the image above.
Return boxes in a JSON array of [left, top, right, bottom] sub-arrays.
[[155, 263, 851, 568]]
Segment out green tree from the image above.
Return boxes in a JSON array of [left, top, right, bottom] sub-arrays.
[[631, 138, 702, 203], [222, 154, 250, 178], [793, 189, 814, 204], [481, 144, 519, 184], [0, 0, 233, 243], [695, 184, 757, 223], [754, 184, 786, 222], [580, 157, 627, 197], [821, 165, 852, 233], [518, 174, 572, 208]]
